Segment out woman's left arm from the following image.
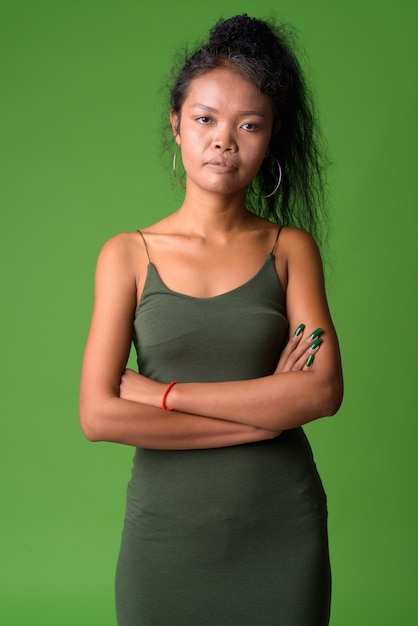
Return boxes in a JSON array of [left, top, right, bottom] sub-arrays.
[[122, 229, 343, 430]]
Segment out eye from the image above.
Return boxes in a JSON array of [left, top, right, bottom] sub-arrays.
[[196, 116, 211, 124], [241, 122, 259, 132]]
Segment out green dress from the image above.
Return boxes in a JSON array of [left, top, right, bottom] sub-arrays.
[[115, 238, 331, 625]]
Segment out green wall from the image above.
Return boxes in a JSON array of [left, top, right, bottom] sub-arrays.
[[1, 1, 416, 624]]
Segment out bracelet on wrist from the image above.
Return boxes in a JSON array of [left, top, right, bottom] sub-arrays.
[[162, 381, 176, 411]]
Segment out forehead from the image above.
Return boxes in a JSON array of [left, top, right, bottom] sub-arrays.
[[184, 67, 273, 113]]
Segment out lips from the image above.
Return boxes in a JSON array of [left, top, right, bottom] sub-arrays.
[[206, 158, 238, 171]]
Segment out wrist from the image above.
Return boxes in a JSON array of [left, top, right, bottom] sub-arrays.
[[162, 381, 176, 411]]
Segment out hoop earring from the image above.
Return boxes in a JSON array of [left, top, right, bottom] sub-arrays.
[[253, 158, 282, 198], [173, 148, 185, 190]]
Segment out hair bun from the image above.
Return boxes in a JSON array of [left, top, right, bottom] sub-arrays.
[[208, 14, 275, 54]]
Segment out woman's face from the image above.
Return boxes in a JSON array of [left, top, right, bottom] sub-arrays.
[[171, 67, 275, 196]]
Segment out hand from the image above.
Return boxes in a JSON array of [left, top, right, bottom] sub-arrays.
[[119, 369, 164, 407], [275, 324, 323, 374]]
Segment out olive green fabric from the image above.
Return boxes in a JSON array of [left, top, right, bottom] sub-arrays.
[[115, 253, 330, 625]]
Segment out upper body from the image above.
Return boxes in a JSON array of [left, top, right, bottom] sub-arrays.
[[79, 16, 343, 451]]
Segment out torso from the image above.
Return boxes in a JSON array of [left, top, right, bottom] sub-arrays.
[[116, 220, 331, 624]]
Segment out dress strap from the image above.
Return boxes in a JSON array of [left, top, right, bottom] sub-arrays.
[[137, 230, 151, 263], [271, 226, 283, 255]]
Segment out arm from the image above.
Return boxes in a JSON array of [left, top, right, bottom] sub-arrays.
[[121, 229, 343, 431], [78, 234, 279, 450]]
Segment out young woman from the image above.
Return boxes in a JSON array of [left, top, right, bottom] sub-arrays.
[[79, 14, 343, 625]]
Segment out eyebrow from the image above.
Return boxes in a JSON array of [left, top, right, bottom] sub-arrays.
[[189, 103, 267, 118]]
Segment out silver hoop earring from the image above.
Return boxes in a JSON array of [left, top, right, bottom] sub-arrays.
[[173, 148, 185, 190], [253, 158, 282, 198]]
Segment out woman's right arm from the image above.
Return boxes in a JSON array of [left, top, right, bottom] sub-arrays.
[[79, 234, 279, 450]]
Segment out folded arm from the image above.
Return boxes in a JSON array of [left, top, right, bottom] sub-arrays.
[[119, 229, 343, 431], [79, 233, 280, 450]]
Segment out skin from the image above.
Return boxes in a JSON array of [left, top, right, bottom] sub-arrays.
[[79, 67, 343, 449]]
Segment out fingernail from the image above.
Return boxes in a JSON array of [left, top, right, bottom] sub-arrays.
[[293, 323, 305, 337], [306, 354, 315, 367], [308, 328, 323, 339], [310, 337, 323, 350]]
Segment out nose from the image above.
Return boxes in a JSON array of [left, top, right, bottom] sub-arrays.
[[213, 125, 237, 152]]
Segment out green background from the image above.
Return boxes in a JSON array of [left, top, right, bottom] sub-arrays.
[[1, 0, 417, 624]]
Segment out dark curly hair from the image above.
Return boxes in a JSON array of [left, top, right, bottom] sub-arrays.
[[167, 14, 329, 247]]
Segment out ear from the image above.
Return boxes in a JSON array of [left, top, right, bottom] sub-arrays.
[[170, 110, 181, 145]]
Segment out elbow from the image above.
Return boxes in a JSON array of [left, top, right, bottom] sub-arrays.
[[322, 377, 344, 417], [79, 400, 104, 442]]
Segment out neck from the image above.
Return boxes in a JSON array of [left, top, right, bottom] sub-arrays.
[[174, 185, 254, 239]]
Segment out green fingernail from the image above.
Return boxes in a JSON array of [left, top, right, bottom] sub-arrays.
[[293, 323, 305, 337], [306, 354, 315, 367], [308, 327, 323, 339], [311, 337, 323, 350]]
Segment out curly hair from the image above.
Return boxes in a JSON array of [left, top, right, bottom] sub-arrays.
[[166, 14, 329, 247]]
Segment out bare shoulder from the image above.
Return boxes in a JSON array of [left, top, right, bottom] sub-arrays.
[[281, 227, 323, 273], [96, 230, 149, 271], [99, 230, 141, 258], [279, 227, 321, 257], [272, 227, 323, 292], [93, 231, 151, 304]]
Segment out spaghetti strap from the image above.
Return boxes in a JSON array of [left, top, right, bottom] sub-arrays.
[[271, 226, 283, 255], [137, 230, 151, 263]]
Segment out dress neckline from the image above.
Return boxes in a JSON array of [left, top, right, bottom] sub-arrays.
[[136, 252, 283, 310]]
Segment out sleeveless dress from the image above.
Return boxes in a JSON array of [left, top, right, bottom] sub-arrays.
[[115, 233, 331, 626]]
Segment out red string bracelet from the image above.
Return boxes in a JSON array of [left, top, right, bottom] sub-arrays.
[[162, 381, 176, 411]]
